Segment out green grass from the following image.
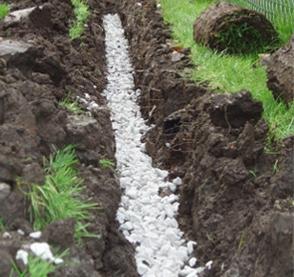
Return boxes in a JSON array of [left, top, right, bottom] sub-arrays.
[[160, 0, 294, 141], [29, 145, 98, 241], [0, 3, 9, 20], [59, 95, 83, 114], [228, 0, 294, 43], [11, 257, 55, 277], [99, 159, 115, 169], [0, 217, 5, 232], [69, 0, 90, 39]]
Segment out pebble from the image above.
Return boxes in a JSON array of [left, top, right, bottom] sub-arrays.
[[17, 229, 25, 236], [16, 249, 29, 265], [0, 182, 11, 200], [3, 232, 12, 239], [29, 231, 42, 239], [102, 14, 208, 276]]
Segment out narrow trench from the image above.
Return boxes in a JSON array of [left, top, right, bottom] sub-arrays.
[[102, 14, 211, 277]]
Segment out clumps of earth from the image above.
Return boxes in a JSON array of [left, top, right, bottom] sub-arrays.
[[0, 0, 293, 276]]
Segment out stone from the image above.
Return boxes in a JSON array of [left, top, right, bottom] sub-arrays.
[[0, 182, 11, 200]]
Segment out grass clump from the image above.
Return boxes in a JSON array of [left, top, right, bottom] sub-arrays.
[[11, 257, 55, 277], [29, 145, 98, 241], [99, 159, 115, 169], [59, 95, 83, 114], [0, 3, 9, 20], [160, 0, 294, 141], [69, 0, 90, 40]]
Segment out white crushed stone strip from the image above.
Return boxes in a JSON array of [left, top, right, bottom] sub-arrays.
[[103, 14, 210, 277]]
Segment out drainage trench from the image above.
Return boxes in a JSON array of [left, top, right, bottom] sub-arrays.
[[102, 14, 210, 277]]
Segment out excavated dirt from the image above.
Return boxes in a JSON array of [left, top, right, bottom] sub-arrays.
[[117, 1, 293, 277], [0, 0, 137, 276], [0, 0, 293, 276]]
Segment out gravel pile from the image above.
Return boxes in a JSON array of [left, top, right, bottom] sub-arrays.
[[103, 14, 211, 277]]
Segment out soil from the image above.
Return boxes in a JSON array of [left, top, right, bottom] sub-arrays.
[[0, 0, 293, 276], [265, 35, 294, 105], [0, 0, 137, 276], [116, 1, 293, 276]]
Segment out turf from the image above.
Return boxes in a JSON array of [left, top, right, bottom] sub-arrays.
[[160, 0, 294, 141]]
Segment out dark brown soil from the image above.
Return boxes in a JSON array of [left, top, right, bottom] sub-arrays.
[[0, 0, 137, 276], [265, 35, 294, 105], [116, 1, 293, 277]]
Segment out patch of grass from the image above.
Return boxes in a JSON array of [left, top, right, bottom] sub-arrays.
[[59, 95, 83, 114], [0, 217, 5, 232], [0, 3, 9, 20], [160, 0, 294, 141], [99, 158, 115, 169], [69, 0, 90, 40], [11, 257, 55, 277], [29, 145, 98, 241]]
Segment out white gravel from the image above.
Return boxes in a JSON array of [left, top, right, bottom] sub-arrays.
[[103, 14, 210, 277]]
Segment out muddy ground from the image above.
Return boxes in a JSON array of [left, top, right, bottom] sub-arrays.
[[0, 0, 137, 276], [0, 0, 293, 276], [117, 1, 293, 277]]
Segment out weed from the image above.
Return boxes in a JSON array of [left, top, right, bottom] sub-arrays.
[[99, 158, 115, 169], [273, 159, 279, 174], [59, 95, 83, 114], [0, 3, 9, 20], [10, 257, 55, 277], [29, 145, 98, 241], [238, 230, 247, 252], [249, 170, 257, 178], [69, 0, 90, 39], [0, 217, 5, 232], [160, 0, 294, 141]]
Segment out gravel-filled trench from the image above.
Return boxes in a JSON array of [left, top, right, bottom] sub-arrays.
[[103, 14, 212, 277]]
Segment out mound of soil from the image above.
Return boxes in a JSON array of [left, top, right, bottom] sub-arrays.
[[117, 1, 293, 276], [265, 35, 294, 105], [0, 0, 137, 276], [193, 2, 278, 54]]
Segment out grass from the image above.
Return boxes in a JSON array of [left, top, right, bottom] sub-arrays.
[[29, 145, 98, 241], [11, 256, 55, 277], [99, 159, 115, 169], [69, 0, 90, 39], [160, 0, 294, 141], [0, 3, 9, 20], [59, 95, 83, 114], [0, 217, 5, 231], [228, 0, 294, 43]]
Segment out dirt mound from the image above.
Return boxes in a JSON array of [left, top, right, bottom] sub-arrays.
[[0, 0, 137, 276], [117, 0, 293, 276], [265, 35, 294, 105], [193, 2, 278, 54]]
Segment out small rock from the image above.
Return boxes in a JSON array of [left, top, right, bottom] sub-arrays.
[[3, 232, 12, 239], [16, 249, 29, 265], [0, 182, 11, 200], [29, 231, 42, 239]]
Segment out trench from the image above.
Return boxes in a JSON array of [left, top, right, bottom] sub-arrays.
[[102, 14, 211, 277]]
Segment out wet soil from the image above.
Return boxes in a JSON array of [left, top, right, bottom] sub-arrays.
[[0, 0, 137, 276], [116, 1, 293, 276], [0, 0, 293, 276]]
